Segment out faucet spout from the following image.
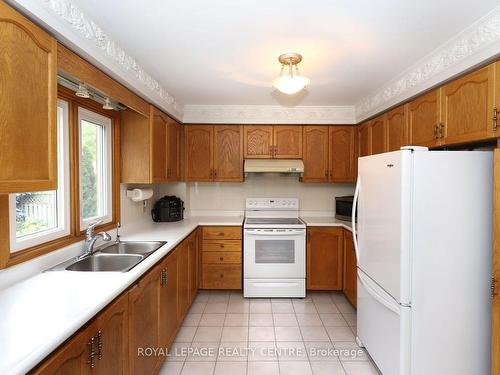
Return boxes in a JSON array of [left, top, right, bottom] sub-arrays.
[[78, 220, 112, 259]]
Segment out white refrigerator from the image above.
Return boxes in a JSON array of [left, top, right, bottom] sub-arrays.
[[352, 147, 493, 375]]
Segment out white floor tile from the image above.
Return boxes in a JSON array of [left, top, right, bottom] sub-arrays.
[[320, 313, 348, 327], [273, 313, 298, 326], [300, 326, 330, 342], [227, 301, 250, 313], [183, 313, 202, 326], [305, 341, 338, 361], [248, 341, 278, 361], [249, 300, 272, 313], [276, 341, 308, 361], [293, 300, 318, 314], [310, 360, 346, 375], [186, 342, 219, 361], [169, 342, 191, 361], [193, 326, 223, 342], [342, 361, 381, 375], [199, 313, 225, 326], [221, 326, 248, 342], [180, 361, 216, 375], [274, 326, 302, 341], [310, 293, 334, 304], [249, 313, 274, 326], [249, 326, 275, 341], [175, 326, 197, 342], [314, 302, 340, 313], [204, 302, 228, 313], [334, 342, 370, 362], [214, 361, 247, 375], [224, 313, 249, 326], [296, 313, 323, 326], [326, 326, 356, 342], [189, 302, 207, 314], [336, 302, 356, 314], [343, 313, 357, 327], [217, 342, 248, 361], [247, 361, 280, 375], [271, 301, 294, 313], [208, 293, 230, 303], [159, 360, 184, 375], [279, 361, 313, 375]]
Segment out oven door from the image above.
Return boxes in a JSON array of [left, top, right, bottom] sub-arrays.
[[244, 228, 305, 278]]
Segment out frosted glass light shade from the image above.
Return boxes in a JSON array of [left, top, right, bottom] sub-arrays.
[[272, 75, 310, 94]]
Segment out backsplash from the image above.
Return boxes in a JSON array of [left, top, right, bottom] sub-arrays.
[[158, 175, 354, 214]]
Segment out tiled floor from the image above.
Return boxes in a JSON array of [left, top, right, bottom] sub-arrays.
[[159, 291, 380, 375]]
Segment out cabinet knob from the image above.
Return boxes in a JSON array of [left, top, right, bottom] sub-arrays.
[[220, 257, 224, 261], [220, 273, 224, 278], [220, 244, 225, 248]]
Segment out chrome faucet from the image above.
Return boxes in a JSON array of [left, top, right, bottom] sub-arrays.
[[79, 220, 111, 259]]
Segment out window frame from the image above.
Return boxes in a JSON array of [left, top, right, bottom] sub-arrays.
[[0, 86, 121, 269], [8, 99, 71, 251], [77, 106, 113, 230]]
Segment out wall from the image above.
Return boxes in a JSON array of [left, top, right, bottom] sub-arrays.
[[158, 175, 354, 215]]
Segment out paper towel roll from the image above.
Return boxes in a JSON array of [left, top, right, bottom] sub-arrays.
[[127, 188, 154, 202]]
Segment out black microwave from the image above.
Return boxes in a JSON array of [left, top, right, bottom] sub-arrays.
[[335, 195, 356, 222]]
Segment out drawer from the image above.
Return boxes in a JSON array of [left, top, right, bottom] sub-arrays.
[[203, 226, 242, 240], [203, 251, 241, 264], [202, 240, 242, 252], [202, 264, 242, 290]]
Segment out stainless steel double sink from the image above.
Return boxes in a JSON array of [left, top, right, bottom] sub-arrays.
[[48, 241, 166, 272]]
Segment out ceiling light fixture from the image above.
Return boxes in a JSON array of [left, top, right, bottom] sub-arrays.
[[102, 97, 114, 110], [75, 83, 90, 98], [272, 53, 310, 94]]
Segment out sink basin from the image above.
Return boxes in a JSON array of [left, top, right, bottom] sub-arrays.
[[98, 241, 166, 256], [65, 254, 143, 272]]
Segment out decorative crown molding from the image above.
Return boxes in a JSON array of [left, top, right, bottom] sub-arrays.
[[356, 5, 500, 121], [8, 0, 183, 119], [183, 105, 356, 124]]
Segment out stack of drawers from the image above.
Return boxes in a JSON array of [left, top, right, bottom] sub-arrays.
[[201, 226, 242, 289]]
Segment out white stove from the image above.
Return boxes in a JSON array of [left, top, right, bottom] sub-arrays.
[[243, 198, 306, 298]]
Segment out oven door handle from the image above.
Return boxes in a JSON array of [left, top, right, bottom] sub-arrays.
[[244, 230, 304, 236]]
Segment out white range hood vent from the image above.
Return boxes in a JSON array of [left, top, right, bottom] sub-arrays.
[[244, 159, 304, 174]]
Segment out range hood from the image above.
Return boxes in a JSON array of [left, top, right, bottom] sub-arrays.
[[244, 159, 304, 174]]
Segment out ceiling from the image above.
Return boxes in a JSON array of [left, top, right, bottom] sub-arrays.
[[67, 0, 499, 109]]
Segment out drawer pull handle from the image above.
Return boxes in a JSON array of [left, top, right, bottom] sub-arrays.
[[220, 273, 224, 278], [218, 232, 224, 236], [220, 244, 225, 248]]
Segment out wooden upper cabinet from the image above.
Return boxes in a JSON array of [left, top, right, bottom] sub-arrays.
[[94, 292, 129, 375], [302, 126, 329, 182], [329, 126, 356, 183], [357, 122, 371, 157], [0, 1, 58, 193], [441, 64, 496, 144], [244, 126, 273, 158], [166, 118, 181, 181], [409, 89, 441, 147], [151, 107, 168, 183], [213, 126, 243, 181], [307, 227, 344, 290], [185, 125, 214, 181], [273, 126, 303, 159], [386, 105, 409, 152], [370, 115, 387, 155]]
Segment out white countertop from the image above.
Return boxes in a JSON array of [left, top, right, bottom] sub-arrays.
[[301, 216, 353, 231], [0, 216, 243, 375]]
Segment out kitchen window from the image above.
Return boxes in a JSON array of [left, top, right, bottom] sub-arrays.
[[78, 107, 113, 230], [8, 100, 71, 251]]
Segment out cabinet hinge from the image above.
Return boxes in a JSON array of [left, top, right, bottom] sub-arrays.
[[493, 107, 498, 131]]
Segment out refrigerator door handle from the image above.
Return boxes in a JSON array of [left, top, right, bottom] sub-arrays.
[[358, 271, 400, 315], [352, 175, 360, 262]]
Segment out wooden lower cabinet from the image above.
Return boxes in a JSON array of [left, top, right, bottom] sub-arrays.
[[201, 226, 242, 289], [307, 227, 344, 290], [159, 250, 178, 350], [128, 264, 162, 375], [177, 239, 190, 321], [343, 230, 357, 308], [188, 230, 199, 304]]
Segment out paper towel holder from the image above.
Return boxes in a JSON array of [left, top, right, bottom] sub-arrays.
[[127, 188, 154, 211]]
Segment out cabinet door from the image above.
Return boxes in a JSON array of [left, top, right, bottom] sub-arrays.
[[386, 105, 408, 152], [185, 125, 213, 181], [95, 293, 129, 375], [409, 89, 440, 147], [273, 125, 303, 159], [33, 323, 96, 375], [343, 230, 357, 308], [128, 265, 162, 375], [159, 251, 178, 349], [329, 126, 355, 183], [177, 240, 190, 322], [302, 126, 329, 182], [0, 1, 58, 193], [188, 231, 199, 303], [306, 227, 343, 290], [243, 126, 273, 158], [370, 115, 387, 155], [441, 64, 496, 144], [213, 125, 243, 181], [357, 123, 371, 157], [166, 118, 181, 181], [151, 107, 167, 183]]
